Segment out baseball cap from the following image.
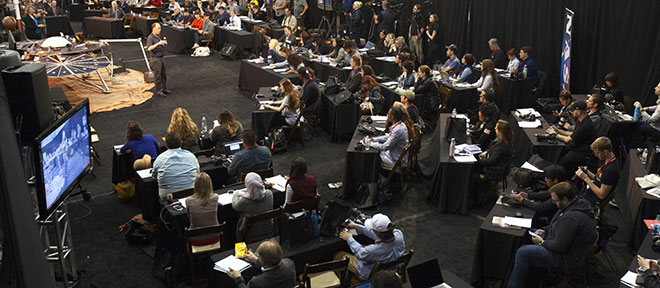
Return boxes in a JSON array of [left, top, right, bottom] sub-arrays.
[[445, 44, 458, 53], [297, 67, 310, 78], [568, 100, 587, 112], [396, 88, 415, 101], [364, 213, 392, 232]]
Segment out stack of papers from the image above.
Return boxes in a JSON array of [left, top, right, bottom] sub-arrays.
[[521, 161, 544, 173], [619, 271, 638, 287], [375, 56, 396, 62], [370, 115, 388, 123], [455, 144, 482, 155], [518, 119, 542, 128], [515, 108, 542, 118], [213, 255, 251, 273], [453, 155, 477, 163], [265, 175, 287, 192], [273, 68, 287, 73], [247, 58, 263, 64], [492, 216, 532, 228], [636, 174, 660, 189]]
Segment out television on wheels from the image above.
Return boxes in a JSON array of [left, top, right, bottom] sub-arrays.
[[32, 99, 92, 220]]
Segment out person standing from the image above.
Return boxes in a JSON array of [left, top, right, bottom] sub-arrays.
[[425, 14, 441, 66], [408, 4, 425, 65], [273, 0, 287, 22], [293, 0, 307, 27], [107, 1, 125, 19], [373, 1, 394, 41], [146, 22, 169, 98]]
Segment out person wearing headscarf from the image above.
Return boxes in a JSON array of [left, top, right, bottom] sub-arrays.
[[232, 172, 274, 242]]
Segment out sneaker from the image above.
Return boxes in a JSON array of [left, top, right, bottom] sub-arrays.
[[192, 43, 199, 49], [609, 199, 618, 208]]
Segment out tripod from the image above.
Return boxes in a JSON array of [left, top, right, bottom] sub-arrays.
[[316, 10, 341, 38]]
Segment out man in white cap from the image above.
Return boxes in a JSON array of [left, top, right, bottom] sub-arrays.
[[335, 213, 405, 281]]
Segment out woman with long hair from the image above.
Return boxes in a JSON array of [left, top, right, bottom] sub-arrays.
[[167, 107, 199, 150], [358, 75, 384, 115], [120, 120, 161, 162], [397, 60, 415, 89], [468, 59, 500, 93], [425, 14, 441, 66], [264, 78, 301, 126], [283, 157, 318, 209], [210, 109, 243, 155], [186, 172, 220, 229], [414, 65, 440, 117], [478, 119, 514, 182], [263, 39, 284, 64]]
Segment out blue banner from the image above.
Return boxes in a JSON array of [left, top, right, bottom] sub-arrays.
[[560, 8, 574, 91]]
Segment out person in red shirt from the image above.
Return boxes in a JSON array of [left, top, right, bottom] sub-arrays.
[[188, 11, 203, 30], [146, 0, 161, 6]]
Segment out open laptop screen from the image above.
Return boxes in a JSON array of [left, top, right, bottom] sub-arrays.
[[223, 140, 244, 156]]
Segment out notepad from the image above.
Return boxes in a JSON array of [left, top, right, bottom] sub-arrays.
[[619, 271, 638, 288], [265, 175, 287, 192], [214, 255, 251, 273], [502, 216, 532, 228], [518, 120, 542, 128], [521, 161, 544, 173], [136, 168, 153, 180], [218, 192, 233, 206], [453, 155, 477, 163]]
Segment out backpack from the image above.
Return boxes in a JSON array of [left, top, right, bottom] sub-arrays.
[[118, 214, 158, 245], [268, 128, 288, 154]]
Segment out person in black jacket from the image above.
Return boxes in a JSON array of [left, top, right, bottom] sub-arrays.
[[413, 65, 439, 119], [637, 255, 660, 288], [470, 102, 499, 149], [357, 75, 384, 115], [511, 165, 565, 227], [508, 182, 597, 288], [345, 54, 363, 93], [488, 38, 507, 70], [349, 1, 363, 47], [548, 101, 597, 180], [299, 67, 320, 115], [23, 6, 45, 39], [228, 240, 297, 288], [604, 72, 624, 104], [477, 119, 514, 182]]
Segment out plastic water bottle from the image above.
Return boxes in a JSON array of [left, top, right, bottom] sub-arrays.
[[311, 210, 319, 238], [451, 108, 457, 118], [634, 105, 641, 122], [449, 138, 456, 157], [654, 214, 660, 235], [522, 66, 528, 78], [201, 116, 207, 133], [642, 148, 649, 165]]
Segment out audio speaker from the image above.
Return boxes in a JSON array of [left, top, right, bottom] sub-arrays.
[[2, 62, 53, 144]]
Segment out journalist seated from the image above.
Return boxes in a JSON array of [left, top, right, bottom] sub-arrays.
[[477, 119, 514, 182], [574, 136, 619, 208], [152, 132, 200, 203], [356, 75, 384, 115], [455, 53, 475, 83], [282, 157, 318, 209], [299, 67, 320, 115], [227, 240, 297, 288], [547, 100, 597, 180], [232, 172, 274, 242], [634, 81, 660, 139], [186, 172, 220, 229], [335, 213, 405, 281], [397, 60, 415, 89], [193, 14, 215, 47], [262, 39, 285, 64], [507, 182, 597, 288], [552, 90, 573, 129], [366, 107, 409, 169], [511, 165, 565, 227], [120, 120, 160, 163], [227, 129, 272, 178], [586, 93, 604, 131], [210, 109, 243, 156], [345, 54, 363, 93], [398, 90, 421, 126], [263, 78, 301, 126], [469, 102, 499, 149]]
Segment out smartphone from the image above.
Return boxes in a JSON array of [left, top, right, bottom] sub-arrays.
[[528, 228, 537, 236], [514, 211, 523, 217]]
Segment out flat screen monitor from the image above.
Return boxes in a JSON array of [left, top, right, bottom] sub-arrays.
[[224, 140, 244, 157], [317, 0, 333, 11], [33, 99, 92, 220], [407, 258, 445, 288]]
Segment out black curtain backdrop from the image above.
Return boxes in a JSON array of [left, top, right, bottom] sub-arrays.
[[304, 0, 660, 103]]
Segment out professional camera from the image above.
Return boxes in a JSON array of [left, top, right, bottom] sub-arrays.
[[535, 133, 557, 142]]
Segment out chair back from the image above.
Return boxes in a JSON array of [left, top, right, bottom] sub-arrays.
[[171, 188, 194, 200], [368, 249, 414, 282], [185, 223, 226, 287], [283, 195, 320, 213], [300, 257, 350, 288], [387, 144, 410, 178], [240, 167, 275, 182], [243, 208, 281, 244], [185, 223, 225, 245], [595, 191, 616, 217]]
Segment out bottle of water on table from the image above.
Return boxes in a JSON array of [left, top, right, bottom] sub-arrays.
[[201, 116, 207, 134], [654, 214, 660, 235]]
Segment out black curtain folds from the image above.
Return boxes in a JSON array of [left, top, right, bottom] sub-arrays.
[[304, 0, 660, 103]]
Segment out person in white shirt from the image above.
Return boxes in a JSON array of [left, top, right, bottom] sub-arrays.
[[468, 59, 500, 94], [506, 48, 520, 73], [167, 0, 180, 12], [228, 9, 241, 29], [281, 7, 296, 31]]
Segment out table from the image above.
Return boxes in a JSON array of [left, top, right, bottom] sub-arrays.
[[251, 87, 281, 140], [214, 27, 255, 52], [208, 236, 350, 288], [496, 75, 534, 114], [615, 149, 660, 250], [441, 82, 479, 114], [320, 90, 361, 142], [161, 25, 195, 53], [238, 60, 301, 94], [618, 231, 660, 288], [506, 112, 565, 167], [362, 54, 400, 80], [342, 116, 384, 200], [132, 15, 158, 37], [427, 114, 477, 214], [471, 202, 535, 287], [45, 16, 74, 36], [83, 16, 124, 38], [83, 9, 108, 18], [111, 148, 133, 185], [302, 57, 351, 83]]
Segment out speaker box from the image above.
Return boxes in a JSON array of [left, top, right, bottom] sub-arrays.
[[219, 44, 238, 59], [2, 62, 53, 144]]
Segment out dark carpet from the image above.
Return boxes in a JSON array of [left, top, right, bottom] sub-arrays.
[[62, 22, 632, 288]]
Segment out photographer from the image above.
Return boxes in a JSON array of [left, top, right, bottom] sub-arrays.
[[552, 90, 574, 129], [511, 165, 565, 227], [547, 101, 597, 180]]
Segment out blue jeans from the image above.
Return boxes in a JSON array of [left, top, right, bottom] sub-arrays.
[[507, 244, 552, 288]]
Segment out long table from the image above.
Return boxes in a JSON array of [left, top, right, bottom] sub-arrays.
[[214, 27, 255, 52], [251, 87, 281, 140], [507, 112, 565, 166], [471, 200, 536, 287], [238, 60, 301, 94], [496, 75, 533, 114], [615, 149, 660, 250], [427, 113, 477, 214], [319, 90, 361, 142], [342, 116, 384, 200], [132, 15, 158, 37], [618, 231, 660, 288], [161, 25, 195, 53], [361, 54, 400, 80], [83, 16, 124, 38], [440, 82, 479, 114], [302, 57, 351, 83]]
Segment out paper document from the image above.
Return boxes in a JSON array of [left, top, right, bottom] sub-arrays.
[[619, 271, 638, 287], [370, 116, 388, 123], [515, 108, 542, 118], [273, 68, 287, 73], [375, 56, 396, 62], [214, 255, 251, 273], [136, 168, 153, 180], [636, 174, 660, 189], [259, 100, 274, 105], [646, 187, 660, 199], [381, 81, 398, 86], [342, 66, 353, 70], [374, 126, 386, 132], [178, 196, 190, 208], [455, 144, 482, 155], [247, 58, 262, 63], [453, 155, 477, 163], [521, 162, 544, 173], [265, 175, 287, 192], [518, 120, 542, 128], [503, 216, 532, 228], [114, 144, 123, 152], [218, 193, 233, 206], [453, 82, 473, 88]]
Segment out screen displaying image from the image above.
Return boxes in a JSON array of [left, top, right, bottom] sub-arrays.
[[317, 0, 332, 10], [39, 105, 90, 209]]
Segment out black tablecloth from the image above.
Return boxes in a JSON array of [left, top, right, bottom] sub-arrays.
[[84, 16, 124, 38], [208, 236, 350, 288], [83, 9, 108, 18], [441, 83, 479, 114], [497, 76, 533, 114], [615, 150, 660, 250], [471, 202, 535, 287], [427, 114, 477, 214], [618, 231, 660, 288], [380, 84, 426, 115], [506, 112, 565, 166], [161, 25, 195, 53], [342, 116, 384, 199], [69, 4, 85, 21], [111, 148, 133, 184], [320, 90, 361, 142], [303, 57, 351, 83], [132, 15, 158, 37], [238, 60, 301, 94], [251, 87, 280, 140], [45, 16, 74, 36], [362, 54, 400, 80], [214, 28, 255, 51]]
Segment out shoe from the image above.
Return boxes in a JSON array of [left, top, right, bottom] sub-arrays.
[[162, 89, 172, 94], [192, 43, 199, 49], [156, 92, 167, 98]]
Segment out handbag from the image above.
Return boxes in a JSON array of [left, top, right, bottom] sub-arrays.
[[331, 89, 353, 105], [280, 210, 315, 249], [325, 76, 341, 96], [319, 201, 355, 237]]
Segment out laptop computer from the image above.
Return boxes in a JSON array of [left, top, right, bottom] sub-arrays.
[[223, 140, 244, 158], [407, 259, 445, 288]]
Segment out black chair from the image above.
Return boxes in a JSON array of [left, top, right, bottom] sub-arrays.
[[242, 208, 281, 244], [185, 223, 225, 287]]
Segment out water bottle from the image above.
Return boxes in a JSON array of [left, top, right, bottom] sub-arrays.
[[201, 116, 207, 133], [522, 66, 528, 78], [642, 148, 649, 165], [162, 37, 167, 48], [311, 210, 319, 238], [451, 108, 457, 118], [449, 138, 456, 157], [634, 105, 641, 122], [654, 214, 660, 235]]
